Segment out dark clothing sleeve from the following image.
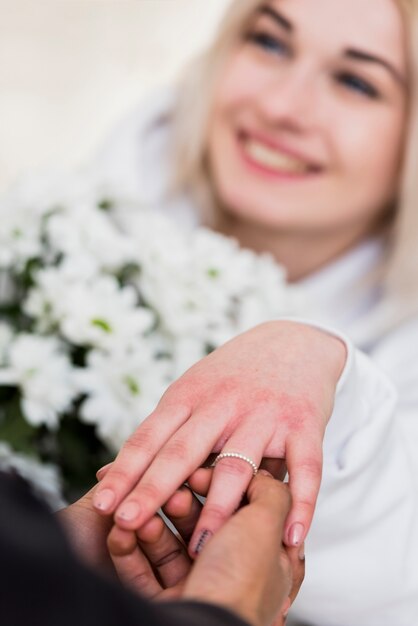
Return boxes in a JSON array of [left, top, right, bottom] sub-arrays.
[[0, 472, 249, 626]]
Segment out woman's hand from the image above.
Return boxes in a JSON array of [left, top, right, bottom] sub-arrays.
[[94, 321, 346, 549], [108, 471, 305, 626]]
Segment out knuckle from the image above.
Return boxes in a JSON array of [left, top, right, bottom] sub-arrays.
[[154, 548, 184, 569], [203, 501, 231, 523], [298, 457, 322, 479], [296, 496, 317, 511], [107, 531, 135, 556], [123, 427, 154, 453], [158, 438, 189, 462], [137, 481, 162, 503], [103, 465, 132, 487], [162, 377, 197, 406], [128, 571, 154, 591]]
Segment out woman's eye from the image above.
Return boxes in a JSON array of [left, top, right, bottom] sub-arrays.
[[247, 31, 290, 57], [337, 72, 380, 99]]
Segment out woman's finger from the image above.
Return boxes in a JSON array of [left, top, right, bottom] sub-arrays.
[[283, 433, 323, 547], [187, 419, 271, 557], [112, 407, 229, 529], [93, 402, 192, 514]]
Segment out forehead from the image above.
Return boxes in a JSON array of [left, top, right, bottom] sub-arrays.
[[263, 0, 406, 67]]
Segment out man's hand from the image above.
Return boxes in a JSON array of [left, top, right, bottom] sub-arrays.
[[108, 472, 305, 626], [56, 484, 114, 570]]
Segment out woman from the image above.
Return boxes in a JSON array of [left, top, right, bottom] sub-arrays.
[[93, 0, 418, 624]]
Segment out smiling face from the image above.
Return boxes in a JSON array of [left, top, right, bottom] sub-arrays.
[[207, 0, 408, 253]]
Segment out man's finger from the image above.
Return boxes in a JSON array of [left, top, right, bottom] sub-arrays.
[[187, 467, 213, 496], [107, 524, 162, 597], [136, 514, 192, 588], [162, 486, 204, 544], [182, 473, 293, 626]]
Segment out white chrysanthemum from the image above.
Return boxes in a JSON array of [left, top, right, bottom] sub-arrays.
[[0, 167, 136, 270], [76, 344, 169, 451], [0, 334, 76, 429], [24, 266, 71, 331], [0, 442, 66, 510], [0, 169, 75, 268], [60, 277, 154, 350], [0, 200, 44, 268], [46, 203, 136, 276], [25, 269, 154, 350], [127, 211, 296, 348]]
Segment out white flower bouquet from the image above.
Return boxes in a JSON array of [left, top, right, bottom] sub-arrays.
[[0, 170, 298, 502]]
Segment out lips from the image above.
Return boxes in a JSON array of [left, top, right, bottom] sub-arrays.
[[238, 131, 323, 177]]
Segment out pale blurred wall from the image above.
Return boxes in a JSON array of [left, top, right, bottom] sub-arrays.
[[0, 0, 230, 191]]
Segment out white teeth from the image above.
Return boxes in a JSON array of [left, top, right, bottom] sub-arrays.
[[244, 140, 310, 173]]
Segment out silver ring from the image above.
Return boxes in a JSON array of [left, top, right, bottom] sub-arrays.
[[213, 452, 258, 476]]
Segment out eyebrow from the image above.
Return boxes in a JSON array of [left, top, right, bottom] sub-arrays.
[[258, 4, 293, 32], [344, 48, 406, 87], [256, 6, 406, 89]]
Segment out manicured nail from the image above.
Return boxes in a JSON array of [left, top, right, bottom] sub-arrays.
[[192, 529, 213, 555], [299, 543, 305, 561], [289, 522, 305, 546], [116, 501, 141, 522], [93, 488, 115, 512]]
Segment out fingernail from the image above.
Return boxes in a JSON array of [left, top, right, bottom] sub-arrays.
[[116, 501, 141, 523], [258, 469, 273, 478], [93, 488, 115, 512], [96, 462, 113, 481], [282, 598, 291, 619], [192, 529, 213, 555], [289, 522, 305, 546], [299, 543, 305, 561]]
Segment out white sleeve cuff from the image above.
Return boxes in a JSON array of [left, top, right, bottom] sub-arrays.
[[276, 317, 396, 462]]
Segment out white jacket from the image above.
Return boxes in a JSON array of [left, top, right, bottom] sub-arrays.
[[90, 89, 418, 626]]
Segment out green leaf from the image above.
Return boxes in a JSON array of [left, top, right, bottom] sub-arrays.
[[0, 391, 38, 456], [124, 375, 140, 396], [91, 318, 112, 333]]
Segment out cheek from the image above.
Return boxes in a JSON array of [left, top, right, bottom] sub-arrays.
[[210, 52, 272, 120], [338, 110, 405, 209]]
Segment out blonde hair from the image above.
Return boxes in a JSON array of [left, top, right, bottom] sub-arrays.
[[171, 0, 418, 325]]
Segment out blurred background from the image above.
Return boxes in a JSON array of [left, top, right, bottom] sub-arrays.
[[0, 0, 230, 192]]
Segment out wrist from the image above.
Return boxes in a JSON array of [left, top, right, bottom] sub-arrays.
[[268, 319, 347, 383]]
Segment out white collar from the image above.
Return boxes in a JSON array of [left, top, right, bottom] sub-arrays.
[[296, 238, 385, 342]]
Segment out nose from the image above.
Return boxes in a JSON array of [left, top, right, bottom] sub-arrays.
[[255, 64, 321, 132]]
